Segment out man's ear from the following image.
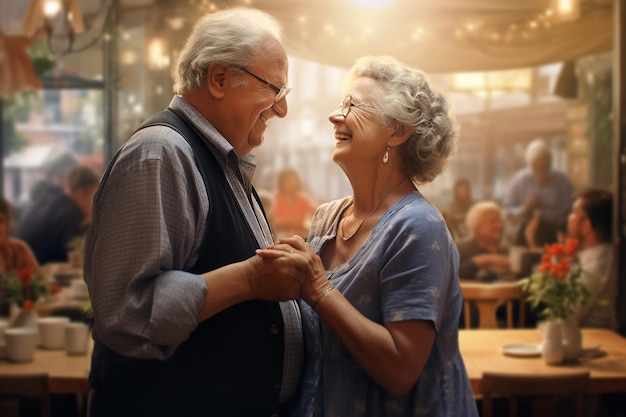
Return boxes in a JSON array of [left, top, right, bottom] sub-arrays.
[[206, 62, 229, 99]]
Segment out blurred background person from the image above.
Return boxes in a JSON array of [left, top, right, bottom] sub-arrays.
[[502, 139, 574, 247], [456, 201, 510, 281], [15, 165, 99, 265], [0, 197, 40, 316], [444, 177, 474, 241], [13, 151, 79, 224], [269, 166, 317, 239], [0, 197, 40, 273], [566, 188, 616, 330]]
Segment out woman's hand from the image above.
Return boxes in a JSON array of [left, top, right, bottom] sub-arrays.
[[256, 235, 330, 306]]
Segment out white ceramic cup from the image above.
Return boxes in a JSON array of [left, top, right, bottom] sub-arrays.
[[70, 278, 89, 299], [65, 322, 89, 355], [509, 245, 529, 274], [38, 317, 70, 350], [5, 327, 38, 362]]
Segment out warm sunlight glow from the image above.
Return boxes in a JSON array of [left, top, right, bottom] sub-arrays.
[[147, 37, 170, 70], [349, 0, 394, 8]]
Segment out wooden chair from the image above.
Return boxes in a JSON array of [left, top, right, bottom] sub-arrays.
[[481, 372, 590, 417], [461, 281, 526, 328], [0, 374, 51, 417]]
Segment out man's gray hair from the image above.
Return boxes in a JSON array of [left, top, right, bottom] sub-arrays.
[[525, 139, 552, 166], [172, 8, 283, 94]]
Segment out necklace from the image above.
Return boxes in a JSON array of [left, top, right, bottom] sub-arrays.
[[340, 180, 405, 241]]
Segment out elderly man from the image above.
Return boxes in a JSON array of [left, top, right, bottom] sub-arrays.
[[502, 139, 575, 246], [85, 8, 304, 417], [566, 188, 616, 330]]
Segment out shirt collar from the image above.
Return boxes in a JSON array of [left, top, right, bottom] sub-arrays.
[[578, 243, 612, 263], [168, 95, 257, 194]]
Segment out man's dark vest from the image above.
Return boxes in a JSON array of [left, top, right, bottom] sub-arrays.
[[89, 108, 286, 417]]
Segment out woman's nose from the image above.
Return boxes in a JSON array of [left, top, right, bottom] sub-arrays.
[[328, 107, 344, 124]]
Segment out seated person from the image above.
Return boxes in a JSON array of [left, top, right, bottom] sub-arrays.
[[269, 167, 316, 239], [0, 197, 40, 316], [566, 188, 616, 329], [445, 177, 474, 241], [15, 166, 99, 265], [457, 201, 510, 281]]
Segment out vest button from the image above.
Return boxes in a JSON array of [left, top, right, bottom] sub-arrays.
[[270, 324, 280, 335]]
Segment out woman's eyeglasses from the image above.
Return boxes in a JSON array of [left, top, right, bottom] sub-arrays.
[[340, 95, 370, 117], [236, 66, 291, 102]]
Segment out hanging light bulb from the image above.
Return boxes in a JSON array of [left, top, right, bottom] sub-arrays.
[[43, 0, 62, 19], [551, 0, 580, 21]]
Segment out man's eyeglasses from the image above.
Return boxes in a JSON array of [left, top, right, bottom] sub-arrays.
[[236, 66, 291, 102], [340, 95, 369, 117]]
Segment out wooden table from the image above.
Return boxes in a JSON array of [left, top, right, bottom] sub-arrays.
[[2, 328, 625, 398], [460, 328, 626, 394], [0, 341, 91, 394]]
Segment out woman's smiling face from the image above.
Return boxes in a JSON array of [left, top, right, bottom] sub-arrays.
[[328, 76, 393, 169]]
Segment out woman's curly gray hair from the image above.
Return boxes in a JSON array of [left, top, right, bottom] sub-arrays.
[[172, 8, 283, 95], [343, 56, 458, 183]]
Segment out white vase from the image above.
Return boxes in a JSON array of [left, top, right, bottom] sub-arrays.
[[561, 315, 582, 362], [541, 319, 564, 365], [11, 307, 38, 329]]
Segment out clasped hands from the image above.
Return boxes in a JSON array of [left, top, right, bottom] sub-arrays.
[[254, 235, 330, 308]]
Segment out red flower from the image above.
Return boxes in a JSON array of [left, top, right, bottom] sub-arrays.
[[564, 238, 578, 255], [18, 267, 32, 285], [22, 300, 33, 312], [549, 258, 570, 279], [521, 237, 589, 320]]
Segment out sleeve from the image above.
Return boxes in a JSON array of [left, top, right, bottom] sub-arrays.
[[573, 252, 613, 326], [84, 128, 209, 360], [378, 205, 458, 332]]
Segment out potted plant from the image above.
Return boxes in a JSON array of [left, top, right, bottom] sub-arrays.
[[520, 238, 591, 363], [2, 267, 50, 329]]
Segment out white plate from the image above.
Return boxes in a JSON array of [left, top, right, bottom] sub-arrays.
[[501, 343, 542, 357]]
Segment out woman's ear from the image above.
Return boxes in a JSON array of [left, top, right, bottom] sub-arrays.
[[206, 62, 229, 99], [389, 124, 412, 146]]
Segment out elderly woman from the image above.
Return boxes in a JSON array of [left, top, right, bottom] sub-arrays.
[[258, 56, 477, 417], [456, 201, 510, 280]]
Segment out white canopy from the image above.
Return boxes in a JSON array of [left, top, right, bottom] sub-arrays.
[[245, 0, 613, 72], [1, 0, 614, 74]]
